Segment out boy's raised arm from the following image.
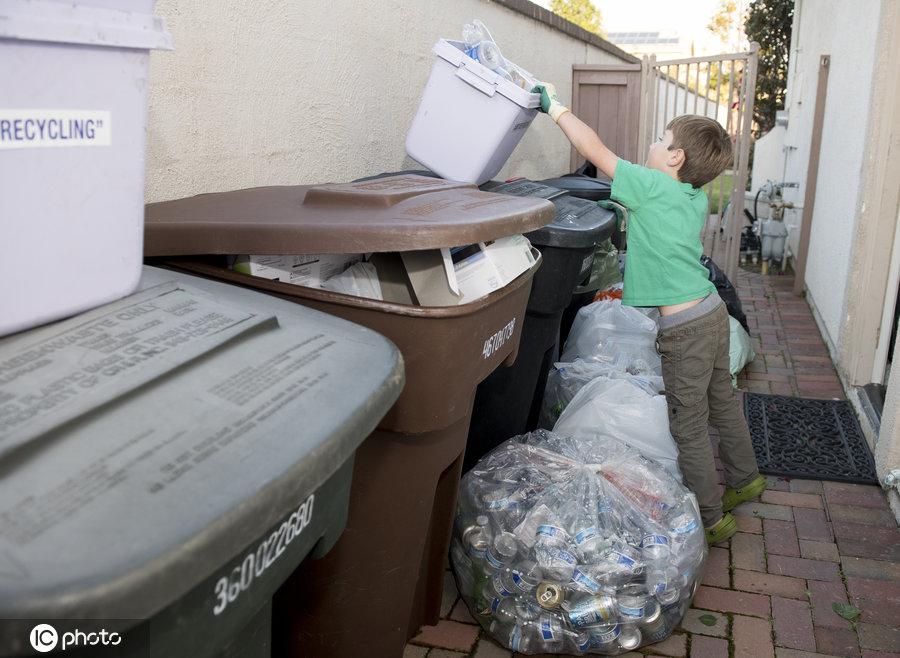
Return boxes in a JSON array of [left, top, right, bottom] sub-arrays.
[[533, 82, 619, 180]]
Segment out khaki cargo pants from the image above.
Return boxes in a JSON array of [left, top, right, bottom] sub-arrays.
[[656, 294, 760, 526]]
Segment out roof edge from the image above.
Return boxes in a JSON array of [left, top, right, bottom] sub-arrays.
[[491, 0, 641, 65]]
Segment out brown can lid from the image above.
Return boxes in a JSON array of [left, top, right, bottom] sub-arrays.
[[144, 174, 556, 256]]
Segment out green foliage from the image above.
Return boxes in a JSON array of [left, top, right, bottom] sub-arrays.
[[745, 0, 794, 136], [708, 0, 744, 48], [550, 0, 605, 37], [832, 602, 861, 622], [699, 614, 718, 627]]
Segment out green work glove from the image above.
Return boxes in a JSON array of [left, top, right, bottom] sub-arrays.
[[532, 82, 570, 123]]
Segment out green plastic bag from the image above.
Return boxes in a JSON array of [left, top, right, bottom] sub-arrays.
[[729, 315, 755, 386]]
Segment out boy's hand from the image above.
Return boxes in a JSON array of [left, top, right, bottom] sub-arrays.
[[532, 82, 570, 123]]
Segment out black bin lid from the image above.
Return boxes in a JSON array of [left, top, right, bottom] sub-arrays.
[[479, 180, 615, 249], [536, 175, 612, 202]]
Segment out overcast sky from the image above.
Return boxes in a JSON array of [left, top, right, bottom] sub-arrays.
[[534, 0, 743, 53]]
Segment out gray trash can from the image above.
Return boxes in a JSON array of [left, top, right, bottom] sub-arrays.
[[0, 266, 403, 658]]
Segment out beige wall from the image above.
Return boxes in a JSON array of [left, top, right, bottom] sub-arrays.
[[780, 0, 882, 347], [145, 0, 630, 203]]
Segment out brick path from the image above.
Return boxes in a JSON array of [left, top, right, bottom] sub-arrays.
[[405, 268, 900, 658]]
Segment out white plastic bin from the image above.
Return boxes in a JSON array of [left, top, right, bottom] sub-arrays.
[[405, 39, 540, 185], [0, 0, 172, 337]]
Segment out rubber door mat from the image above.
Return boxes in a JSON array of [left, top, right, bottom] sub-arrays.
[[743, 393, 877, 485]]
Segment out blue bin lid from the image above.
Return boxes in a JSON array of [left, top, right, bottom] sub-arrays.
[[0, 267, 403, 623]]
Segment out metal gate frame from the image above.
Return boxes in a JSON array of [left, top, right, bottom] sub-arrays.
[[638, 45, 760, 281]]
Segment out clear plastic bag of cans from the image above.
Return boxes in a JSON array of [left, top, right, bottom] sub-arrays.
[[451, 430, 706, 655]]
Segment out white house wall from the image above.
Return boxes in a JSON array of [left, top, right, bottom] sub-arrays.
[[144, 0, 630, 203], [781, 0, 881, 346]]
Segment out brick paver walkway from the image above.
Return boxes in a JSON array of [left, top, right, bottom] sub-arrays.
[[405, 268, 900, 658]]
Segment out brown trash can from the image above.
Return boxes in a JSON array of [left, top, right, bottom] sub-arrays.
[[144, 175, 555, 658]]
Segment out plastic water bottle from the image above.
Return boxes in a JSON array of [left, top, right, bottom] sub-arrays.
[[461, 19, 511, 79], [515, 596, 542, 622], [571, 516, 609, 563], [510, 559, 542, 593], [565, 629, 593, 654], [492, 595, 519, 625], [618, 625, 642, 651], [464, 515, 493, 561], [536, 612, 565, 650], [485, 531, 519, 572], [462, 19, 493, 48], [534, 544, 577, 582], [535, 521, 569, 551]]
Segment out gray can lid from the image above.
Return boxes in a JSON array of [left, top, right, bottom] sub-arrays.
[[482, 180, 616, 249], [144, 175, 555, 256], [0, 266, 403, 620]]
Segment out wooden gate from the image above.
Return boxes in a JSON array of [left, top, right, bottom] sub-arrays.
[[570, 64, 642, 170], [573, 46, 759, 281]]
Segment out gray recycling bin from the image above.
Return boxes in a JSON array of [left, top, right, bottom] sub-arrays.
[[0, 266, 403, 658]]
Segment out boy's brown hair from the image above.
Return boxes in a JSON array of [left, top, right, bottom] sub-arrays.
[[666, 115, 733, 188]]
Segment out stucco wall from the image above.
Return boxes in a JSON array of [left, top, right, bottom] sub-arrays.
[[145, 0, 630, 203], [780, 0, 881, 346], [750, 124, 787, 195]]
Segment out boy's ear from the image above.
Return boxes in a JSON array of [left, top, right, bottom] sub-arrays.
[[667, 147, 685, 170]]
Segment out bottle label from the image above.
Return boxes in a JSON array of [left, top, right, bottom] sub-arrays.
[[571, 569, 601, 593], [540, 619, 558, 640], [569, 608, 602, 628], [672, 515, 699, 535], [486, 550, 504, 569], [610, 551, 636, 568], [619, 603, 645, 618], [575, 526, 598, 545], [491, 574, 511, 597], [511, 571, 531, 592], [595, 624, 621, 644], [555, 548, 578, 565], [641, 534, 670, 548], [509, 626, 523, 651], [537, 524, 564, 540]]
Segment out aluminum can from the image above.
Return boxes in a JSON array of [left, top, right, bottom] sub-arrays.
[[589, 622, 621, 647], [640, 602, 670, 643], [565, 594, 617, 628], [536, 581, 565, 609]]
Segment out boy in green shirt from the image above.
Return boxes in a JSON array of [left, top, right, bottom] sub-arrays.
[[534, 82, 765, 544]]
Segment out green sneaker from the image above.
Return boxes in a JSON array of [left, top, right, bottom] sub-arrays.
[[721, 475, 768, 512], [705, 513, 738, 545]]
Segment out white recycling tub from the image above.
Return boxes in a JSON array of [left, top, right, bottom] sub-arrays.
[[405, 39, 540, 185], [0, 0, 172, 337]]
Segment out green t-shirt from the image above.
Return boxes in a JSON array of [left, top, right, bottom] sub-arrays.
[[610, 159, 716, 307]]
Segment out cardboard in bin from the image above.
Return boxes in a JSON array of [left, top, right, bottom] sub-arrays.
[[145, 175, 555, 302], [231, 253, 364, 288]]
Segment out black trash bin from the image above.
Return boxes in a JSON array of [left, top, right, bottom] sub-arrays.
[[538, 174, 629, 348], [0, 266, 403, 658], [464, 180, 616, 470]]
